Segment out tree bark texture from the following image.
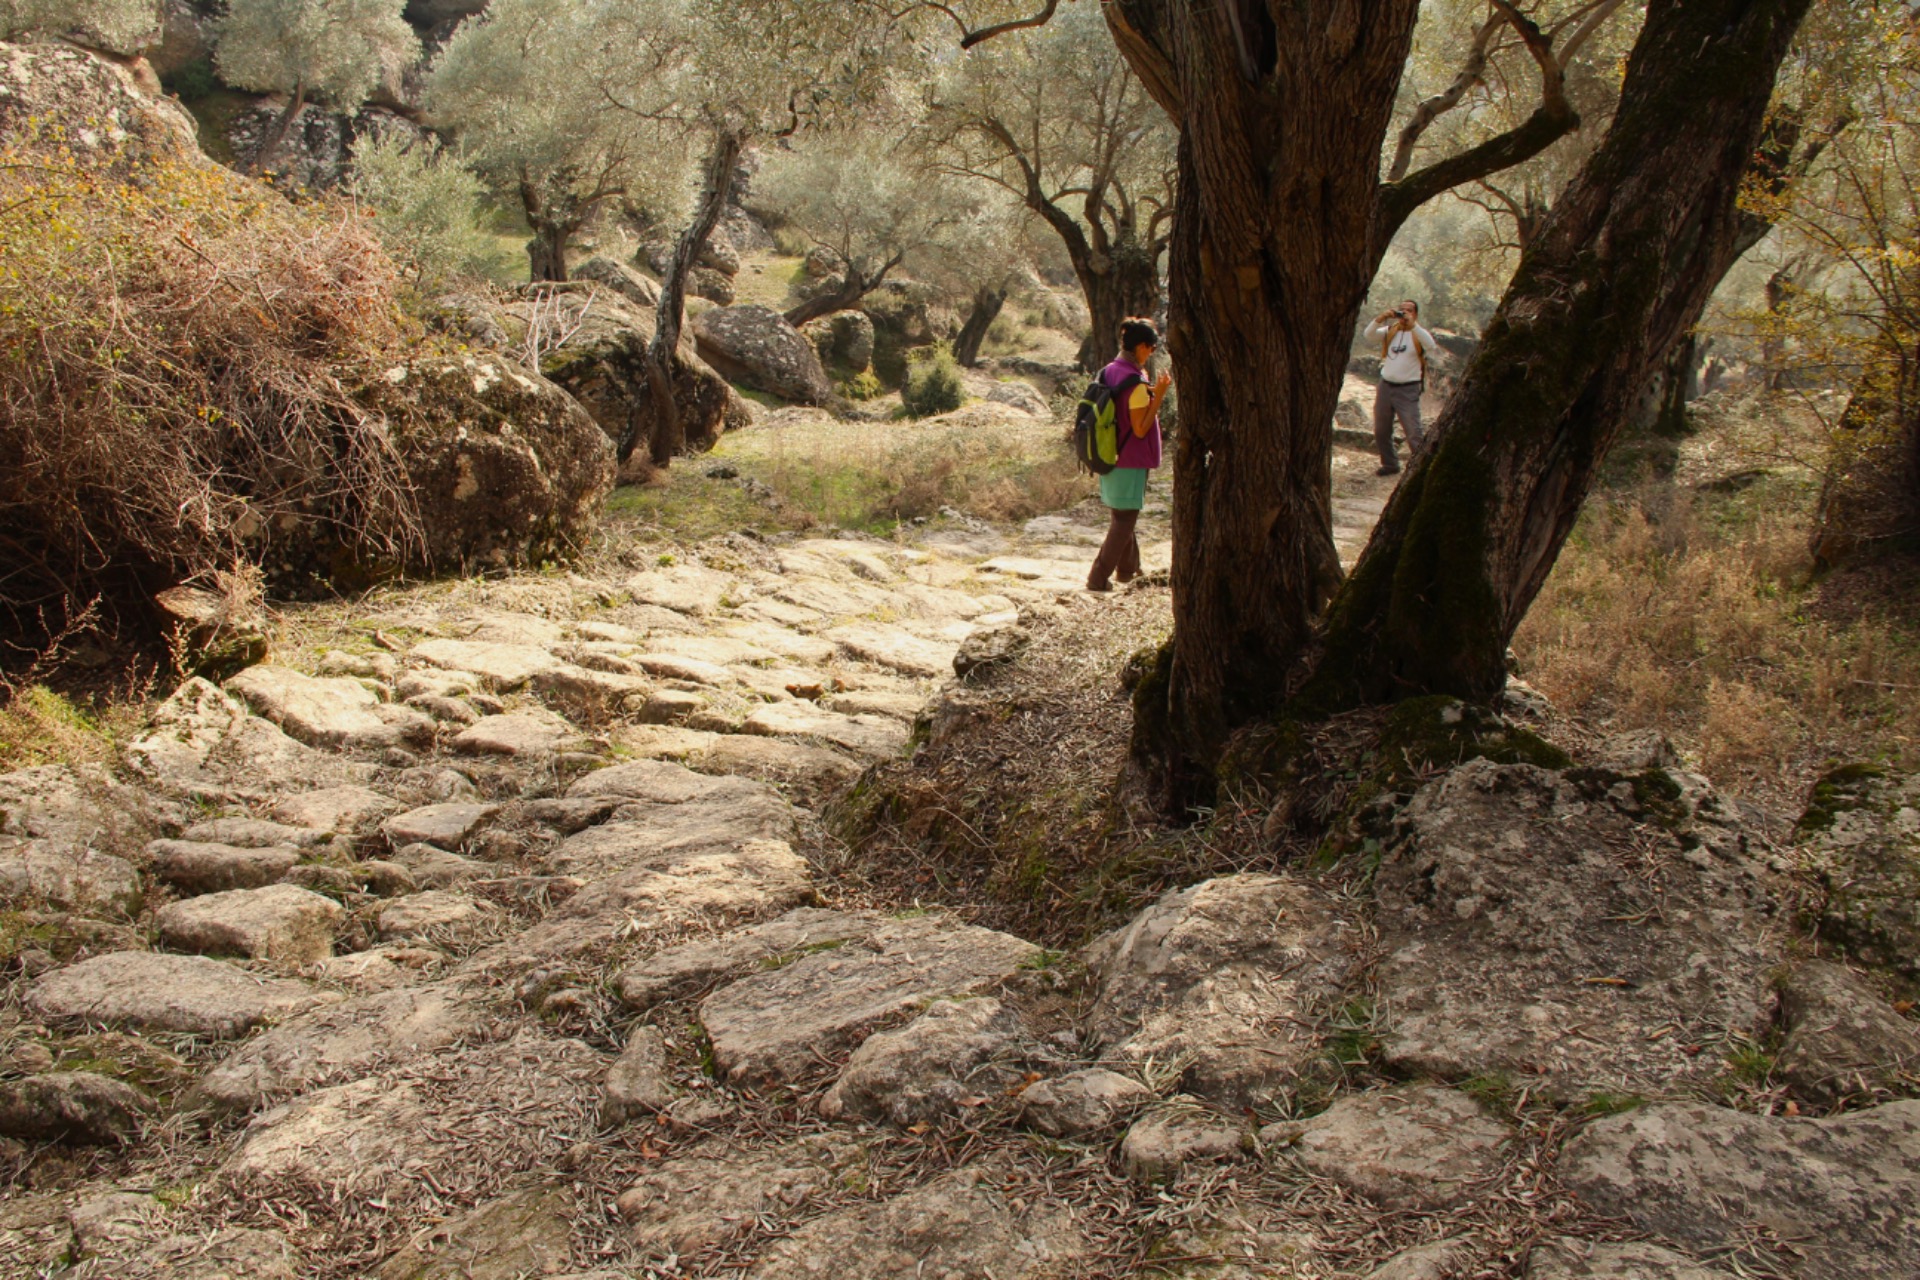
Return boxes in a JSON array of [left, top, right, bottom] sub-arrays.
[[1305, 0, 1813, 709], [625, 130, 743, 468], [1105, 0, 1425, 785], [953, 285, 1009, 368], [1074, 234, 1162, 371]]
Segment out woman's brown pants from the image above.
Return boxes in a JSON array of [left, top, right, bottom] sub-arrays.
[[1088, 509, 1141, 590]]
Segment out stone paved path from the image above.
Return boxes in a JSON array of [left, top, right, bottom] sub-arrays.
[[8, 443, 1910, 1280]]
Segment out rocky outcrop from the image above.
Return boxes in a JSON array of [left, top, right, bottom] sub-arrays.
[[0, 42, 201, 180], [1564, 1099, 1920, 1279], [495, 288, 736, 460], [1371, 759, 1783, 1097], [1797, 764, 1920, 977], [693, 305, 833, 405]]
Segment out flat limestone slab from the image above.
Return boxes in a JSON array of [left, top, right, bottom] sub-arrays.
[[272, 786, 402, 834], [617, 1136, 863, 1255], [1264, 1084, 1511, 1211], [382, 803, 499, 850], [149, 840, 300, 895], [700, 915, 1040, 1087], [823, 623, 957, 678], [744, 1161, 1082, 1280], [740, 700, 908, 759], [156, 884, 343, 968], [224, 667, 409, 751], [26, 951, 338, 1038], [452, 712, 583, 758], [195, 987, 488, 1113], [411, 639, 565, 691]]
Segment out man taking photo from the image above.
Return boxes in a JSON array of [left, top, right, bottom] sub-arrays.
[[1366, 299, 1436, 476]]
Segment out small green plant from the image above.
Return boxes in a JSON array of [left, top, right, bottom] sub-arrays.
[[901, 343, 966, 419], [839, 368, 884, 401], [1324, 996, 1382, 1069], [1460, 1072, 1518, 1111], [1581, 1090, 1647, 1116], [1724, 1041, 1777, 1085]]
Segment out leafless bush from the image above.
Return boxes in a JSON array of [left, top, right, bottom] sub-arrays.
[[516, 283, 595, 369], [0, 132, 426, 649]]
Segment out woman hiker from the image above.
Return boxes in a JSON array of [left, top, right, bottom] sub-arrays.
[[1088, 317, 1174, 593]]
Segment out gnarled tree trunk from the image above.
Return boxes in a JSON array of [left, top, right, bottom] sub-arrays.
[[953, 284, 1009, 368], [1302, 0, 1813, 710], [1075, 233, 1161, 371], [782, 252, 905, 328], [619, 129, 742, 468]]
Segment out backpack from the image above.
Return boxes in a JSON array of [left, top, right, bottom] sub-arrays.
[[1073, 372, 1141, 475]]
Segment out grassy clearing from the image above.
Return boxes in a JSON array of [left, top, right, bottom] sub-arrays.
[[609, 407, 1092, 543], [1514, 458, 1920, 819], [732, 253, 810, 310]]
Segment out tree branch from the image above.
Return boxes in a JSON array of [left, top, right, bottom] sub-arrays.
[[1375, 0, 1578, 242]]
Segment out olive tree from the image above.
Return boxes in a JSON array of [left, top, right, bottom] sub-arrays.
[[214, 0, 418, 173], [435, 0, 920, 465], [757, 134, 979, 328], [936, 0, 1808, 807], [927, 0, 1173, 369]]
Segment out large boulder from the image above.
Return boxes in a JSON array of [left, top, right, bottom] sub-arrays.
[[0, 42, 200, 179], [1086, 874, 1360, 1109], [3, 4, 164, 57], [360, 353, 615, 573], [693, 305, 833, 405], [801, 311, 875, 372]]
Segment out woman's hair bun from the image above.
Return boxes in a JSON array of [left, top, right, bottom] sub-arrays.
[[1119, 317, 1160, 350]]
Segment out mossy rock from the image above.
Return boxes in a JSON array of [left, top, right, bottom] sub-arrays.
[[1375, 695, 1570, 789], [1795, 764, 1920, 979]]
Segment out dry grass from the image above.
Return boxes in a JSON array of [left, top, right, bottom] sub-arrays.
[[1513, 471, 1920, 821], [640, 406, 1093, 537]]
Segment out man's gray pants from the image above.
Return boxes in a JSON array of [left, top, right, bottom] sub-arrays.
[[1373, 378, 1424, 468]]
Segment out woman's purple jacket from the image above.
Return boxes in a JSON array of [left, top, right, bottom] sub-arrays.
[[1101, 356, 1163, 470]]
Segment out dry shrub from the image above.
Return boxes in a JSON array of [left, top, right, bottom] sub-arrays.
[[1513, 482, 1920, 809], [0, 127, 422, 641]]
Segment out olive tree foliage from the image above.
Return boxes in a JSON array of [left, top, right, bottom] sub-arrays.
[[1743, 9, 1920, 559], [757, 133, 981, 327], [349, 132, 512, 292], [428, 0, 690, 284], [434, 0, 925, 465], [925, 0, 1174, 368], [0, 0, 160, 53], [215, 0, 418, 172]]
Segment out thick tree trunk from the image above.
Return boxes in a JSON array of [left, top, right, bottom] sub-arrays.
[[1104, 1, 1423, 800], [1074, 235, 1161, 371], [249, 80, 307, 177], [526, 222, 572, 283], [953, 285, 1009, 368], [782, 255, 901, 328], [622, 130, 742, 469], [1303, 0, 1812, 710]]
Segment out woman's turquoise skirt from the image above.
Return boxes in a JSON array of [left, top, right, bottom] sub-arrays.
[[1099, 467, 1148, 511]]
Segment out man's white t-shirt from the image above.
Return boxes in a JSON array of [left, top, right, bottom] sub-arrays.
[[1369, 322, 1435, 385]]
